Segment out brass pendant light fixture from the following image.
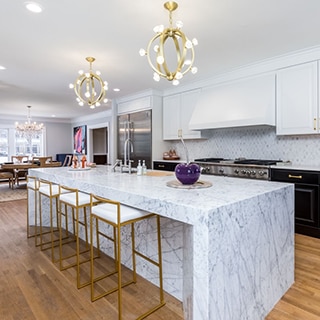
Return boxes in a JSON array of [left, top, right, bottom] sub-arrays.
[[69, 57, 108, 108], [139, 1, 198, 86]]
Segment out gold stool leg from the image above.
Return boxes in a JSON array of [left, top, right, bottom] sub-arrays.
[[58, 201, 91, 290], [27, 186, 38, 239]]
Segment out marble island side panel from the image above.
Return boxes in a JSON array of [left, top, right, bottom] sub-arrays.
[[28, 166, 294, 320]]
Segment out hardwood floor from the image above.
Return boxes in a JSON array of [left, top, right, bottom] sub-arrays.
[[266, 234, 320, 319], [0, 200, 183, 320], [2, 199, 320, 319]]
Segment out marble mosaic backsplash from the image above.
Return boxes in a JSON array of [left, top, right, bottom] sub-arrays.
[[168, 126, 320, 166]]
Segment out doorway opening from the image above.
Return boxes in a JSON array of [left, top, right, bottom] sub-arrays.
[[87, 122, 109, 165]]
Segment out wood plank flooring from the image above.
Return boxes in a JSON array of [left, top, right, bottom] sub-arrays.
[[0, 199, 183, 320], [2, 199, 320, 319], [266, 234, 320, 319]]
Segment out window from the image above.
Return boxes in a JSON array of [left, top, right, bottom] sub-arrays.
[[15, 131, 44, 157], [0, 126, 46, 163], [0, 129, 9, 163]]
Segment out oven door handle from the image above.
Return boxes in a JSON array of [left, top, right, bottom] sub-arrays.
[[288, 174, 302, 179]]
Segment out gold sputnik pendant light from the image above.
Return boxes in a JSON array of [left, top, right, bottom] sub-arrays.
[[139, 1, 198, 86], [69, 57, 108, 109]]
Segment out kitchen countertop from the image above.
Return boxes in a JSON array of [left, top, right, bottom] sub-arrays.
[[29, 165, 294, 320]]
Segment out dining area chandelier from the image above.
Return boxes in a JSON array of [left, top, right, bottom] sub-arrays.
[[69, 57, 108, 108], [139, 1, 198, 85], [15, 106, 44, 140]]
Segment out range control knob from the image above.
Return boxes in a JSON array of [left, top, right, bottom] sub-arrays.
[[219, 168, 224, 174], [234, 169, 239, 174], [258, 170, 267, 176], [201, 166, 211, 174], [250, 170, 256, 175]]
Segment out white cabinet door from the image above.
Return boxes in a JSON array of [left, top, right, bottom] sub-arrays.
[[163, 90, 201, 140], [117, 96, 151, 114], [276, 61, 318, 135], [163, 94, 181, 140]]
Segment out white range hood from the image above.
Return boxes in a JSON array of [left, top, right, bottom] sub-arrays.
[[189, 73, 276, 130]]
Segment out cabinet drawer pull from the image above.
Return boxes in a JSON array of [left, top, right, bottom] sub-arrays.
[[288, 174, 302, 179]]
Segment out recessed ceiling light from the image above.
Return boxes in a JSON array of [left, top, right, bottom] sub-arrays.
[[113, 88, 120, 92], [0, 66, 6, 70], [25, 2, 43, 13]]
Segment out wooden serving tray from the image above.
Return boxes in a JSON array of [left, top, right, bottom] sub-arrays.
[[147, 171, 174, 177], [166, 180, 212, 189], [163, 157, 180, 160]]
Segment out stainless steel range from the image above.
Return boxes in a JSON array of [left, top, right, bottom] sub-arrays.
[[193, 158, 283, 180]]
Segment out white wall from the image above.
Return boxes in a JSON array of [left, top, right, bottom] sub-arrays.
[[45, 122, 72, 159], [0, 117, 72, 160]]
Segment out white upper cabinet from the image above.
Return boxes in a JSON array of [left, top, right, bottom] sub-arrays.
[[189, 73, 276, 130], [117, 96, 151, 114], [163, 89, 202, 140], [276, 61, 318, 135]]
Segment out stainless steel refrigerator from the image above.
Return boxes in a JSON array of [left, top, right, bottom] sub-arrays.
[[117, 110, 152, 169]]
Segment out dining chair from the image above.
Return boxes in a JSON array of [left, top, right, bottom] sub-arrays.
[[11, 155, 29, 186], [62, 155, 73, 167], [0, 168, 14, 189]]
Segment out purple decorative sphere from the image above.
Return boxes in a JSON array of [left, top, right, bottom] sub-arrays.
[[175, 163, 201, 185]]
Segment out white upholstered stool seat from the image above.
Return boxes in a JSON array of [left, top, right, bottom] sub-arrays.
[[92, 202, 152, 223], [90, 194, 165, 319], [58, 185, 93, 289]]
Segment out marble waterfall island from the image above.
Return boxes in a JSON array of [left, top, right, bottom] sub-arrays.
[[28, 166, 294, 320]]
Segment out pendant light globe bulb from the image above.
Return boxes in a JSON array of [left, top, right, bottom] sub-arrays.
[[139, 48, 146, 56]]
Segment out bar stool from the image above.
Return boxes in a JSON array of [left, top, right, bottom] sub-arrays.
[[37, 179, 72, 263], [26, 176, 40, 238], [58, 185, 93, 289], [90, 193, 165, 320]]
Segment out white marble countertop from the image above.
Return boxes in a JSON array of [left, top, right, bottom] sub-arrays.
[[30, 165, 290, 225], [29, 165, 294, 320]]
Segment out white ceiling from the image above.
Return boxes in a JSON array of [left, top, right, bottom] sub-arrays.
[[1, 0, 320, 121]]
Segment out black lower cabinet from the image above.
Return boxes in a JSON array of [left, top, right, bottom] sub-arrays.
[[271, 169, 320, 238], [93, 154, 107, 165], [153, 161, 180, 172]]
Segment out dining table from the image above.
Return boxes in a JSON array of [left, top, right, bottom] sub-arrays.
[[1, 162, 61, 170], [1, 161, 62, 188]]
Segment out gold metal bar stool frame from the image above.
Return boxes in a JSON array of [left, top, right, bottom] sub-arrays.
[[58, 185, 93, 289], [26, 176, 40, 238], [37, 179, 70, 263], [90, 194, 165, 320]]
